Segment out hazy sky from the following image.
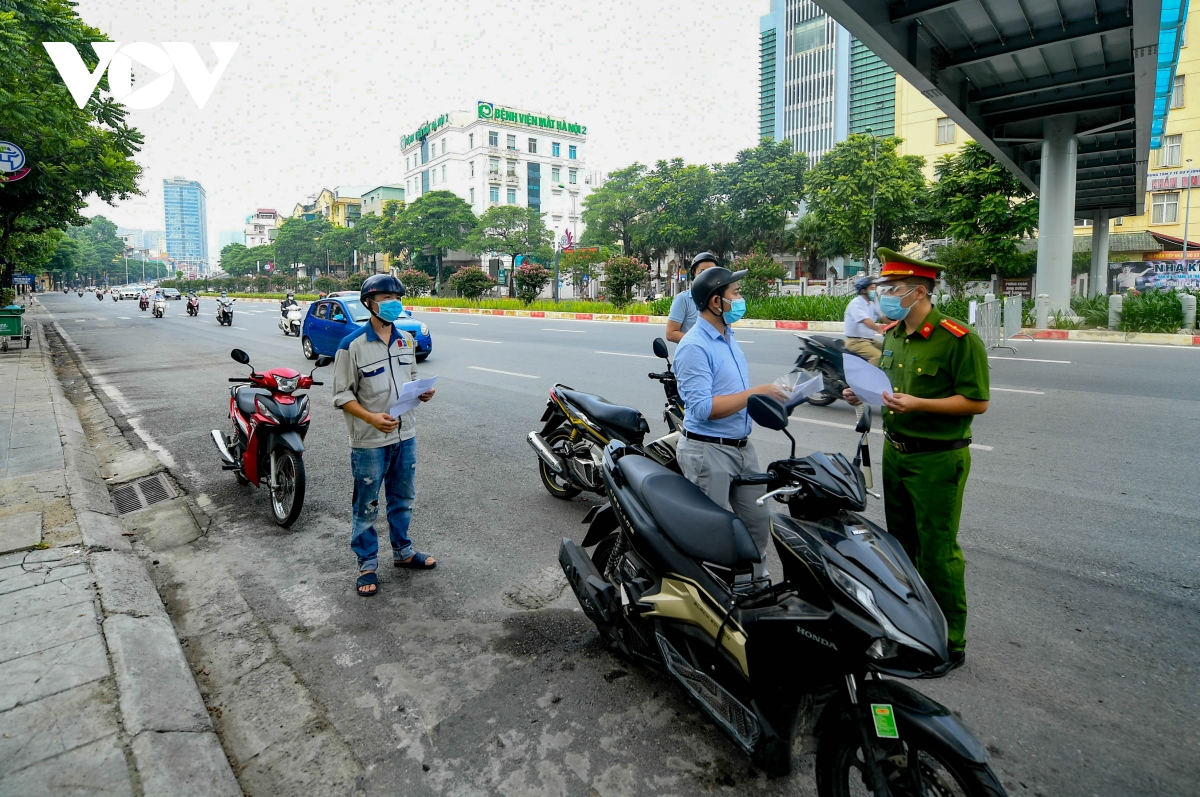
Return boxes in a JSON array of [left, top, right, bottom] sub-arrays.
[[77, 0, 769, 253]]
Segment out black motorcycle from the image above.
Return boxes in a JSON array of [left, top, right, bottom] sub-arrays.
[[558, 398, 1005, 793], [528, 339, 682, 500], [793, 334, 850, 406]]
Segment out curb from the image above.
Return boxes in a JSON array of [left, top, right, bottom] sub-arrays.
[[1018, 328, 1200, 346], [35, 309, 242, 796]]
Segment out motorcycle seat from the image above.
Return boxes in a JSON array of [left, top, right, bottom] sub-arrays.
[[234, 387, 270, 417], [616, 454, 760, 569], [809, 335, 848, 354], [560, 389, 650, 443]]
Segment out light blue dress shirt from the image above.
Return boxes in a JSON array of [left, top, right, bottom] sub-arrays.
[[675, 317, 752, 439], [667, 290, 698, 333]]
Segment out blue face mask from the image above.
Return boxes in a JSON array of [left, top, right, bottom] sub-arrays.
[[722, 297, 747, 325], [878, 293, 911, 321], [375, 299, 404, 323], [868, 290, 877, 301]]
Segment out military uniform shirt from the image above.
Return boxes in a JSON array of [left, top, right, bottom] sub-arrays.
[[878, 307, 990, 441]]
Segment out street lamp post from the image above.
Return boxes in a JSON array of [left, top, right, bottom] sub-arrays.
[[866, 127, 879, 275], [1184, 158, 1194, 268]]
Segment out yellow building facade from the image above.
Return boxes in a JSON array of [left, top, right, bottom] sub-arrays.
[[291, 188, 363, 228]]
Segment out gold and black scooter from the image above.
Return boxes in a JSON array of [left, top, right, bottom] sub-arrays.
[[559, 397, 1006, 795]]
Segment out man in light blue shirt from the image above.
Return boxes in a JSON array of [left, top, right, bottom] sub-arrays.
[[666, 252, 720, 342], [675, 266, 789, 579]]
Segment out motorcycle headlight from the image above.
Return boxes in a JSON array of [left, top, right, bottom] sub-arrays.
[[419, 323, 429, 336], [254, 396, 281, 424], [275, 376, 299, 394], [828, 565, 933, 657]]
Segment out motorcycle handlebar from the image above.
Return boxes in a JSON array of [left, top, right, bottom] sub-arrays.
[[309, 381, 323, 386], [228, 377, 251, 383], [731, 472, 772, 486], [647, 372, 673, 380]]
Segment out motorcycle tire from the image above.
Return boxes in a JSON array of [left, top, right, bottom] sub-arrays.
[[805, 389, 838, 407], [269, 450, 306, 527], [538, 426, 581, 500], [815, 710, 1007, 797], [301, 336, 317, 360]]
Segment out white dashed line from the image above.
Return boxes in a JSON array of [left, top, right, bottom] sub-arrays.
[[543, 328, 585, 333], [448, 321, 478, 326], [989, 356, 1070, 364], [73, 319, 86, 322], [992, 387, 1045, 394], [468, 366, 539, 378], [460, 337, 502, 344], [595, 350, 656, 359], [118, 316, 131, 320], [234, 327, 248, 331]]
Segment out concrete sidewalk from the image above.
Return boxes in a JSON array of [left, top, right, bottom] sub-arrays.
[[0, 303, 240, 796]]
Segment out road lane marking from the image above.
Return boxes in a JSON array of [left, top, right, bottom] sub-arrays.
[[543, 328, 585, 333], [468, 366, 539, 378], [448, 321, 478, 326], [992, 387, 1045, 394], [595, 350, 655, 359], [789, 415, 993, 451], [74, 319, 86, 322], [234, 327, 248, 331], [460, 337, 502, 344], [118, 316, 131, 320], [988, 356, 1070, 364]]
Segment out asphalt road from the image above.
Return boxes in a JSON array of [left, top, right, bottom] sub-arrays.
[[37, 292, 1200, 796]]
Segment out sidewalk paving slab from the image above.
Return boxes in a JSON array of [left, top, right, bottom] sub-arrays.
[[0, 601, 100, 663], [132, 731, 243, 797], [0, 572, 93, 622], [0, 511, 42, 554], [0, 734, 133, 797], [0, 635, 110, 712], [0, 680, 121, 779]]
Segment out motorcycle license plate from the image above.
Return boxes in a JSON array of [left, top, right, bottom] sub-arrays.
[[870, 704, 899, 739]]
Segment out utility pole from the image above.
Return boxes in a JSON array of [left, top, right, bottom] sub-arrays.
[[866, 128, 879, 275]]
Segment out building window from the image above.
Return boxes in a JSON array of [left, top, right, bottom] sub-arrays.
[[441, 164, 446, 181], [1152, 191, 1180, 224], [488, 157, 499, 176], [469, 133, 474, 148], [507, 159, 517, 176], [507, 187, 517, 204], [552, 142, 560, 157], [431, 169, 436, 185], [1074, 218, 1093, 227], [470, 187, 475, 204], [1173, 75, 1186, 108], [488, 131, 498, 147], [469, 161, 475, 177], [441, 139, 447, 155], [1115, 216, 1123, 226], [1159, 134, 1183, 167], [793, 17, 826, 55], [568, 169, 577, 184], [568, 145, 577, 160], [405, 156, 410, 171], [528, 138, 537, 154], [489, 185, 499, 203], [507, 134, 517, 151], [936, 117, 956, 145], [551, 166, 560, 183]]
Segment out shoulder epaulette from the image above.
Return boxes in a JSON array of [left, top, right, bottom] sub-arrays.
[[940, 318, 969, 338], [880, 321, 900, 334]]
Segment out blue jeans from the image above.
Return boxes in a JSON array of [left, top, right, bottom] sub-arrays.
[[350, 438, 417, 572]]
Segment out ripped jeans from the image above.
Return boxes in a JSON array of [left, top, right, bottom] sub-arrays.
[[349, 438, 417, 573]]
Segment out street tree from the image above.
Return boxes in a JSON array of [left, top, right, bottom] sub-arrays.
[[929, 141, 1039, 277], [639, 159, 719, 270], [805, 134, 927, 268], [46, 234, 82, 286], [398, 268, 432, 296], [719, 140, 808, 253], [513, 262, 552, 305], [736, 250, 788, 301], [601, 255, 648, 307], [274, 217, 332, 279], [560, 247, 608, 295], [580, 163, 648, 255], [353, 213, 384, 273], [0, 1, 142, 301], [397, 191, 476, 290], [468, 205, 552, 293], [447, 266, 495, 299]]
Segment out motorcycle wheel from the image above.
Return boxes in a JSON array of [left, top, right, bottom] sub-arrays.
[[538, 427, 581, 500], [815, 711, 1006, 797], [301, 336, 317, 360], [806, 389, 838, 407], [590, 532, 618, 574], [269, 450, 306, 527]]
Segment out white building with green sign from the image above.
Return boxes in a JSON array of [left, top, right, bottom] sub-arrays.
[[400, 102, 600, 283]]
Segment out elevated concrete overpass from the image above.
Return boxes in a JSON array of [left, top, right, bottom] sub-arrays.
[[814, 0, 1188, 309]]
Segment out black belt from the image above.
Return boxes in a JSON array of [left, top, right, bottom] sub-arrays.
[[885, 434, 971, 454], [683, 430, 748, 448]]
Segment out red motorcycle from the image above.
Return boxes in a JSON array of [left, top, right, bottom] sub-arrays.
[[210, 348, 333, 526], [186, 294, 199, 316], [138, 294, 149, 311]]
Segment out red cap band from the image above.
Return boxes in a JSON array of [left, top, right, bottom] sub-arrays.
[[880, 261, 939, 280]]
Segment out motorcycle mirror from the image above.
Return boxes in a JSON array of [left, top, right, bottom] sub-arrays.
[[230, 349, 250, 365], [747, 395, 788, 431], [652, 338, 669, 360], [314, 355, 334, 368], [854, 405, 872, 434]]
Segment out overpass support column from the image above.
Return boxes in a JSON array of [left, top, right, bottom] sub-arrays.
[[1089, 209, 1110, 297], [1035, 115, 1078, 320]]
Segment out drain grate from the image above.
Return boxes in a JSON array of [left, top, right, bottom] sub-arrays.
[[111, 473, 177, 514]]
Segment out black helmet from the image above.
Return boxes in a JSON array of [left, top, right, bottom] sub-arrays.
[[690, 266, 748, 315], [689, 251, 720, 278], [854, 275, 875, 293], [360, 274, 406, 304]]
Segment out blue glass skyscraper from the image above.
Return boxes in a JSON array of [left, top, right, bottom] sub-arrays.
[[163, 177, 209, 271]]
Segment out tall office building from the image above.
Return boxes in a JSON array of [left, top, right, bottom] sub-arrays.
[[759, 0, 895, 160], [163, 177, 209, 271]]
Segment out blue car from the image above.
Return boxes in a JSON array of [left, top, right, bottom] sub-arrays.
[[301, 293, 432, 361]]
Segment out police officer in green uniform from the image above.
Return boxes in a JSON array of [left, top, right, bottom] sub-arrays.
[[843, 248, 990, 668]]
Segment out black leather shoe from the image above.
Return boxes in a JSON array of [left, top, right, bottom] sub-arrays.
[[947, 650, 966, 670]]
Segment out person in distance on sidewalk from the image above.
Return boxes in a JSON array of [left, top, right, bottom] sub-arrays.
[[331, 274, 436, 598], [665, 251, 721, 343]]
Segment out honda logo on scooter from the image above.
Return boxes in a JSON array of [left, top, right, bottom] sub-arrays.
[[43, 42, 239, 110]]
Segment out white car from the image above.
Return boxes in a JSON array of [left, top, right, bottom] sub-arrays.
[[119, 286, 140, 299]]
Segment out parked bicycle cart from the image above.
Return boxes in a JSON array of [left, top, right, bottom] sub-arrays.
[[0, 304, 31, 352]]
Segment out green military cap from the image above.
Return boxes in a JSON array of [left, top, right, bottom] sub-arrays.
[[876, 247, 944, 281]]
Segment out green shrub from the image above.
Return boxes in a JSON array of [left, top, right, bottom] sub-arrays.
[[736, 252, 787, 301], [602, 256, 649, 307], [1049, 309, 1083, 330], [1069, 294, 1109, 328], [648, 296, 673, 316], [513, 263, 552, 305], [399, 269, 432, 296], [447, 267, 495, 299], [1120, 289, 1184, 333], [744, 294, 851, 322]]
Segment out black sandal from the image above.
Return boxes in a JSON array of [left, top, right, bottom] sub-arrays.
[[356, 571, 378, 597], [394, 552, 436, 569]]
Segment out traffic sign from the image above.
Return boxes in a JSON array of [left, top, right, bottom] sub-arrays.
[[12, 275, 34, 285]]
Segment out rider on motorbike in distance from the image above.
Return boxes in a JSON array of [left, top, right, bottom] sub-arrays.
[[281, 292, 299, 317]]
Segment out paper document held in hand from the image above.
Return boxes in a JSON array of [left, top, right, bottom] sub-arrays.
[[388, 376, 438, 417], [843, 354, 892, 407]]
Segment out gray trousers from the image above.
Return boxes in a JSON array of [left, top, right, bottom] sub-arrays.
[[677, 437, 771, 578]]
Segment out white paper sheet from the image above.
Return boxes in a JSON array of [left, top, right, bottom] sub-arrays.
[[388, 375, 438, 417], [843, 354, 893, 407], [786, 372, 824, 409]]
